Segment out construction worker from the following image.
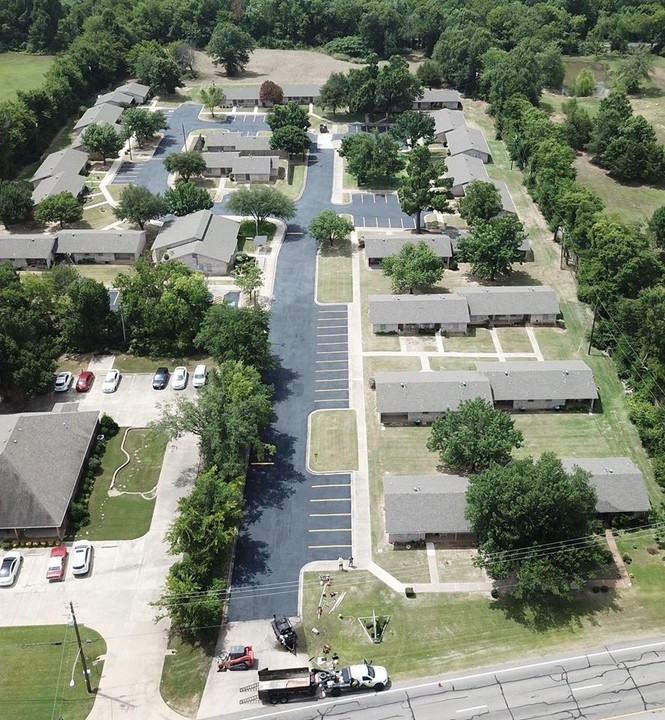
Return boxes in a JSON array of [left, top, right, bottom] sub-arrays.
[[338, 556, 344, 571]]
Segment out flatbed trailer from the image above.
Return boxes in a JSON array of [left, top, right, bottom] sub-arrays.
[[257, 667, 319, 704]]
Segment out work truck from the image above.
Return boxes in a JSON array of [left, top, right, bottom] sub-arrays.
[[256, 663, 389, 704]]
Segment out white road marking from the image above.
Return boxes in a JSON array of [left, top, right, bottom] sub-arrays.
[[316, 350, 348, 354], [314, 398, 348, 402], [457, 706, 487, 714], [316, 369, 348, 374], [317, 334, 348, 338], [315, 379, 348, 384], [309, 513, 351, 517], [308, 544, 352, 549], [308, 528, 352, 533], [312, 484, 351, 488], [310, 498, 351, 502], [574, 684, 603, 691]]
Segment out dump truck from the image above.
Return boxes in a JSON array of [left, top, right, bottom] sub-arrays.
[[256, 663, 389, 704]]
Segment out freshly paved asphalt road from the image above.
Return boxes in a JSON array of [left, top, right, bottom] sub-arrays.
[[227, 144, 354, 621], [206, 636, 665, 720]]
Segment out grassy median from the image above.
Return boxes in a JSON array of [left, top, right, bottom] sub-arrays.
[[309, 409, 358, 472]]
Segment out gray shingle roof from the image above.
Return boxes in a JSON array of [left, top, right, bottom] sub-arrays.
[[154, 210, 240, 264], [445, 154, 489, 187], [33, 148, 89, 184], [490, 179, 517, 215], [561, 457, 650, 514], [457, 286, 560, 317], [74, 103, 123, 131], [56, 229, 146, 255], [223, 84, 320, 102], [116, 82, 151, 103], [203, 131, 272, 152], [0, 412, 99, 530], [476, 361, 598, 402], [383, 475, 471, 535], [32, 173, 87, 204], [0, 234, 56, 259], [369, 294, 469, 325], [375, 371, 493, 414], [201, 151, 238, 170], [419, 88, 462, 105], [365, 235, 453, 261], [446, 126, 491, 158], [431, 109, 467, 136], [232, 155, 277, 174], [95, 90, 135, 107]]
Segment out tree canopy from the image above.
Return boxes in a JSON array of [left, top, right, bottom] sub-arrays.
[[266, 102, 310, 131], [338, 131, 404, 186], [35, 191, 83, 228], [269, 125, 310, 156], [207, 22, 255, 76], [457, 215, 526, 280], [80, 123, 123, 163], [113, 184, 167, 229], [458, 181, 503, 225], [398, 144, 449, 233], [164, 181, 213, 216], [260, 80, 283, 105], [121, 108, 168, 148], [309, 210, 355, 247], [382, 241, 444, 293], [391, 111, 435, 148], [199, 84, 225, 117], [0, 180, 33, 226], [466, 453, 604, 601], [427, 397, 523, 474], [164, 151, 207, 181], [226, 185, 295, 233]]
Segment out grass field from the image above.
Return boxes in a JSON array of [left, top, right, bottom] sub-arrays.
[[81, 428, 168, 540], [309, 409, 358, 472], [317, 236, 353, 303], [0, 53, 54, 102], [495, 326, 534, 354], [279, 159, 307, 199], [442, 328, 496, 353], [112, 353, 212, 374], [0, 625, 105, 720], [161, 634, 215, 718]]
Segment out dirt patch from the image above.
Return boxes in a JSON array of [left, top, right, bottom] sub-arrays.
[[187, 48, 363, 89]]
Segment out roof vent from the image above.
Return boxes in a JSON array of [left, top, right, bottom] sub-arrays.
[[563, 370, 569, 376], [504, 371, 510, 377], [400, 383, 406, 388], [605, 467, 614, 474], [413, 487, 419, 492], [460, 381, 467, 387]]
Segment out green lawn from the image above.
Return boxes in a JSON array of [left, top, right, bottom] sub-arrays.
[[317, 236, 353, 303], [428, 357, 493, 370], [237, 219, 276, 252], [309, 409, 358, 472], [0, 53, 54, 102], [278, 159, 307, 199], [0, 625, 105, 720], [364, 356, 422, 375], [301, 568, 665, 680], [532, 325, 578, 360], [495, 326, 534, 354], [442, 328, 497, 353], [81, 428, 168, 541], [374, 546, 431, 584], [161, 634, 215, 718]]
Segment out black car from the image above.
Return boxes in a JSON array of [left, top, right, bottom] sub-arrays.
[[152, 367, 170, 389]]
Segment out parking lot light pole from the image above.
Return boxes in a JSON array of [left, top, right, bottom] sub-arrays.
[[68, 601, 94, 694]]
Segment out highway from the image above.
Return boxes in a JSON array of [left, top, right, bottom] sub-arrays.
[[208, 636, 665, 720]]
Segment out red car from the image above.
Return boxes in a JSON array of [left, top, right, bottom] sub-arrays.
[[76, 371, 95, 393], [46, 546, 68, 582]]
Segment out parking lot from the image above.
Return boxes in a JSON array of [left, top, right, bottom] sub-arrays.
[[315, 305, 349, 410]]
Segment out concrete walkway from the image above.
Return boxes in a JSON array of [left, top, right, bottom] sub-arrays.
[[426, 542, 440, 582]]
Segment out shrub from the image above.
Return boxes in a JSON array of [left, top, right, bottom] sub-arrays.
[[646, 545, 659, 555], [100, 413, 120, 438], [622, 553, 633, 564], [87, 456, 102, 474], [369, 376, 376, 390], [324, 36, 369, 60]]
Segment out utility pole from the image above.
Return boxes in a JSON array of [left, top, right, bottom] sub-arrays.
[[69, 602, 94, 694], [588, 302, 597, 356]]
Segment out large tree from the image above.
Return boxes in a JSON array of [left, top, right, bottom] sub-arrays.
[[121, 108, 168, 148], [269, 125, 310, 157], [0, 180, 33, 226], [374, 55, 421, 117], [266, 102, 310, 132], [59, 276, 116, 352], [602, 115, 665, 183], [338, 131, 404, 186], [458, 180, 503, 226], [80, 123, 124, 164], [309, 210, 354, 247], [466, 453, 605, 601], [398, 144, 450, 233], [260, 80, 283, 106], [648, 206, 665, 250], [318, 72, 349, 115], [588, 88, 633, 161], [391, 111, 435, 149], [164, 181, 213, 216], [152, 359, 273, 475], [164, 151, 207, 181], [199, 83, 225, 118], [35, 191, 83, 228], [196, 303, 272, 370], [562, 98, 594, 151], [613, 47, 654, 94], [207, 22, 255, 76], [135, 54, 183, 95], [113, 184, 167, 229], [226, 185, 295, 234], [427, 398, 523, 474], [382, 241, 444, 293], [115, 258, 212, 356], [457, 215, 526, 280], [235, 263, 263, 304]]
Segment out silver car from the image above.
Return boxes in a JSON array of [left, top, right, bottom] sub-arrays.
[[0, 551, 22, 587], [172, 366, 188, 390], [102, 369, 121, 393], [71, 540, 92, 576]]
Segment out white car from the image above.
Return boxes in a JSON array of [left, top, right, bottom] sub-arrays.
[[172, 366, 188, 390], [192, 364, 207, 388], [0, 550, 22, 587], [102, 369, 121, 393], [54, 371, 73, 392], [71, 540, 92, 576]]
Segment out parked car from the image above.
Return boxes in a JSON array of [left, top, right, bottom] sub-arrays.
[[319, 124, 328, 133], [76, 371, 95, 393], [46, 546, 68, 582], [152, 367, 170, 390], [102, 369, 120, 393], [0, 551, 22, 587], [71, 540, 92, 576], [192, 364, 207, 388], [172, 366, 188, 390], [54, 371, 73, 392]]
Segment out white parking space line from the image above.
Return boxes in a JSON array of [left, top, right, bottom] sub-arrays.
[[372, 195, 376, 204], [317, 325, 347, 329], [318, 309, 345, 313], [316, 350, 348, 355], [309, 513, 352, 517], [315, 379, 348, 384], [384, 195, 389, 203], [316, 388, 348, 393], [317, 333, 348, 338], [312, 484, 351, 488], [456, 706, 487, 714], [308, 544, 352, 549], [310, 498, 351, 502], [316, 358, 348, 363], [375, 218, 379, 227], [573, 684, 603, 692], [315, 398, 348, 403], [308, 528, 352, 533]]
